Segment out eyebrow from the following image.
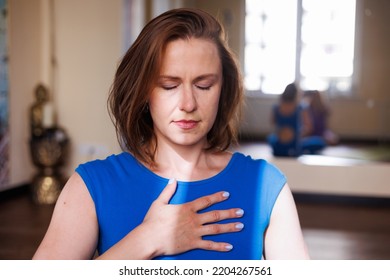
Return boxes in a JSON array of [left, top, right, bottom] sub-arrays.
[[157, 74, 220, 83]]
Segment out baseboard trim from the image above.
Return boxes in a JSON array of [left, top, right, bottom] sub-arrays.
[[0, 184, 30, 202]]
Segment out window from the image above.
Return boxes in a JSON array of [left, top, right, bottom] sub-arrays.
[[245, 0, 356, 95]]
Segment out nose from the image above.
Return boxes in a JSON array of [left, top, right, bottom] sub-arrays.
[[178, 85, 197, 112]]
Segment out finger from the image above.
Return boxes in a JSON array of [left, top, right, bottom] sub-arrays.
[[156, 178, 177, 204], [198, 208, 244, 224], [197, 240, 234, 252], [188, 191, 230, 211], [199, 222, 245, 236]]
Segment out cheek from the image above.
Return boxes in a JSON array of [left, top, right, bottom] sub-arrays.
[[149, 103, 164, 122], [149, 90, 163, 114], [210, 101, 220, 123], [211, 90, 222, 111], [148, 95, 161, 123], [202, 93, 220, 121], [149, 94, 174, 122]]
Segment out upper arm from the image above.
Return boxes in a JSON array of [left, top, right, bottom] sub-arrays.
[[263, 183, 310, 260], [33, 172, 99, 259]]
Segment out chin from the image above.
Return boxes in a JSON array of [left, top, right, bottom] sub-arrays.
[[171, 136, 206, 147]]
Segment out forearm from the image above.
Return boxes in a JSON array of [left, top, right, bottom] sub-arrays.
[[96, 223, 159, 260]]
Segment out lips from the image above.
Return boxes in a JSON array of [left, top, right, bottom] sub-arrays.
[[174, 120, 199, 130]]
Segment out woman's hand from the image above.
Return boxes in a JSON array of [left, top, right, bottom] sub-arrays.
[[142, 178, 244, 258], [98, 178, 244, 260]]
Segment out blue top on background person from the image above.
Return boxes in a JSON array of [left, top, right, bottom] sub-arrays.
[[268, 83, 326, 157]]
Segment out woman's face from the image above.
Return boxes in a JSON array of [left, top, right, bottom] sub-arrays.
[[149, 38, 222, 149]]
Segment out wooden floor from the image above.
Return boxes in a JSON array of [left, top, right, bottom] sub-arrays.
[[0, 186, 389, 260], [0, 188, 54, 260], [297, 200, 390, 259]]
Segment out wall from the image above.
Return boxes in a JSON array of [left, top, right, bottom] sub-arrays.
[[7, 0, 41, 189], [6, 0, 122, 190], [53, 0, 122, 175]]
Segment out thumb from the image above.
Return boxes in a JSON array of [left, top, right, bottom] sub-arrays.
[[157, 178, 177, 204]]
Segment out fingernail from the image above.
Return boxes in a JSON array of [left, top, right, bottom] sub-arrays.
[[235, 223, 244, 230], [168, 178, 176, 184], [225, 244, 233, 251], [222, 192, 230, 198], [236, 209, 244, 216]]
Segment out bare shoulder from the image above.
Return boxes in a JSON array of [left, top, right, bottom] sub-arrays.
[[264, 184, 310, 259], [57, 172, 92, 207], [33, 172, 98, 259]]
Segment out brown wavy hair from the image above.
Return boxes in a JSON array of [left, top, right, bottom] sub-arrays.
[[108, 8, 243, 165]]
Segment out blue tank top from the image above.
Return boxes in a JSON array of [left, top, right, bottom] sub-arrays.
[[76, 152, 286, 260]]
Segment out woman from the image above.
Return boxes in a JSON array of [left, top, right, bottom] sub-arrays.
[[305, 90, 339, 145], [33, 8, 309, 260]]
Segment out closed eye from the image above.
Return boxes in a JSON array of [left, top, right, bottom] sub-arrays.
[[194, 74, 219, 91], [162, 85, 178, 90], [196, 85, 212, 90]]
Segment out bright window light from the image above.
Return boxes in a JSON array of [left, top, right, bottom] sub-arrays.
[[245, 0, 356, 95]]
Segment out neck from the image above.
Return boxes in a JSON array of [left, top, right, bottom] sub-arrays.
[[150, 141, 230, 182]]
